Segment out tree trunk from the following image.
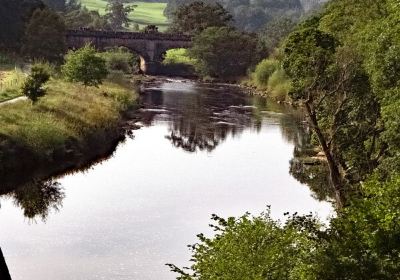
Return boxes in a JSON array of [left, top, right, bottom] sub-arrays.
[[0, 248, 12, 280], [305, 102, 345, 208]]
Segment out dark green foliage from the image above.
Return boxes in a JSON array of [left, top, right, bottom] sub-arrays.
[[0, 0, 44, 52], [64, 8, 110, 30], [314, 175, 400, 279], [261, 18, 297, 52], [165, 0, 305, 32], [189, 27, 260, 79], [170, 1, 232, 35], [22, 8, 66, 62], [62, 45, 108, 87], [21, 64, 51, 103]]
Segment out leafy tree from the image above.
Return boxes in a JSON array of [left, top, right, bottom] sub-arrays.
[[105, 0, 136, 30], [21, 64, 51, 103], [313, 175, 400, 279], [0, 0, 44, 52], [261, 18, 297, 52], [282, 19, 380, 207], [189, 27, 261, 79], [170, 1, 232, 35], [168, 209, 322, 280], [64, 8, 110, 30], [22, 8, 66, 62], [62, 44, 108, 87]]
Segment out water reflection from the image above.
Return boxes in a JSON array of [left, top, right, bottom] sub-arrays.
[[4, 180, 64, 221], [139, 80, 303, 153]]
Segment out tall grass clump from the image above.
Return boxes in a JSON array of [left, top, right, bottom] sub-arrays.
[[267, 68, 291, 102], [0, 67, 26, 102], [252, 58, 279, 89]]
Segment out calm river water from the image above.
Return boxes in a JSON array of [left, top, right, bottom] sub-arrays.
[[0, 79, 331, 280]]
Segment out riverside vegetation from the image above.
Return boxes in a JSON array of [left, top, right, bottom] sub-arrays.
[[0, 45, 137, 187], [166, 0, 400, 279], [1, 0, 400, 279]]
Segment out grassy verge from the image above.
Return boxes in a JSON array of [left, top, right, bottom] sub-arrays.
[[0, 75, 138, 187], [80, 0, 169, 31]]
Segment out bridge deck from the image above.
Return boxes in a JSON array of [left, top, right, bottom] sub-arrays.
[[66, 30, 192, 42]]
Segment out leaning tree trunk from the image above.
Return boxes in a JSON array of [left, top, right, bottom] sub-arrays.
[[0, 247, 12, 280], [305, 102, 346, 208]]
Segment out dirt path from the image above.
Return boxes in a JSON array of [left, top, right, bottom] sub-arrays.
[[0, 96, 27, 106]]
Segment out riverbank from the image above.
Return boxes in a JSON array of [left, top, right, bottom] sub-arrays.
[[0, 75, 139, 190]]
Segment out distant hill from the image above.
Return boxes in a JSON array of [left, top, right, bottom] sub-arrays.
[[165, 0, 305, 32]]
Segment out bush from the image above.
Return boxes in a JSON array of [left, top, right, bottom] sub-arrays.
[[62, 44, 108, 87], [189, 27, 261, 79], [99, 47, 138, 74], [168, 209, 321, 280], [252, 58, 279, 88], [21, 64, 50, 103], [267, 68, 291, 101], [163, 48, 197, 65]]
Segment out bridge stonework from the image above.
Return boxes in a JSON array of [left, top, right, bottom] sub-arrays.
[[66, 30, 192, 75]]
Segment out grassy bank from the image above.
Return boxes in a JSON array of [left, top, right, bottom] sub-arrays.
[[0, 75, 138, 187], [80, 0, 169, 31]]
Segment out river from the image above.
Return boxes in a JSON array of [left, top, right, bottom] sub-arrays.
[[0, 79, 331, 280]]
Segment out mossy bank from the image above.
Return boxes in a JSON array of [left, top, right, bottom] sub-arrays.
[[0, 76, 138, 190]]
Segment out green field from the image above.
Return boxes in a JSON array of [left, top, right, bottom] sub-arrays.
[[80, 0, 169, 31]]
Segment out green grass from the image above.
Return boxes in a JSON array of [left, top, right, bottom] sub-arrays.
[[0, 76, 136, 155], [80, 0, 169, 31]]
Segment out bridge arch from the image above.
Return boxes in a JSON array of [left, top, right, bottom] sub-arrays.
[[65, 30, 192, 75]]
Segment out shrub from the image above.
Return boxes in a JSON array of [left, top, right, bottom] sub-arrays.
[[21, 64, 50, 103], [62, 44, 108, 87], [99, 47, 138, 74], [168, 209, 321, 280], [252, 58, 279, 88], [163, 48, 197, 65], [267, 68, 291, 101]]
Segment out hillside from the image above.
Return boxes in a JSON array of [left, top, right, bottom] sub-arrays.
[[80, 0, 169, 31]]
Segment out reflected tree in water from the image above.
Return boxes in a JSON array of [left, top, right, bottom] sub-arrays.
[[139, 86, 269, 152], [10, 180, 65, 221], [288, 125, 334, 202]]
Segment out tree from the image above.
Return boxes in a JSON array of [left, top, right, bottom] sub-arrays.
[[105, 0, 136, 30], [189, 27, 260, 79], [0, 0, 44, 52], [64, 8, 110, 30], [282, 20, 380, 208], [170, 1, 233, 35], [62, 44, 108, 87], [21, 64, 51, 103], [261, 18, 297, 52], [22, 8, 66, 62]]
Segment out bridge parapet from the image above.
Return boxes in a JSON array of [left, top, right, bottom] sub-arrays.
[[66, 30, 192, 42]]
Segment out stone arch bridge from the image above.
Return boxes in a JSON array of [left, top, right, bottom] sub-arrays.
[[66, 30, 192, 75]]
